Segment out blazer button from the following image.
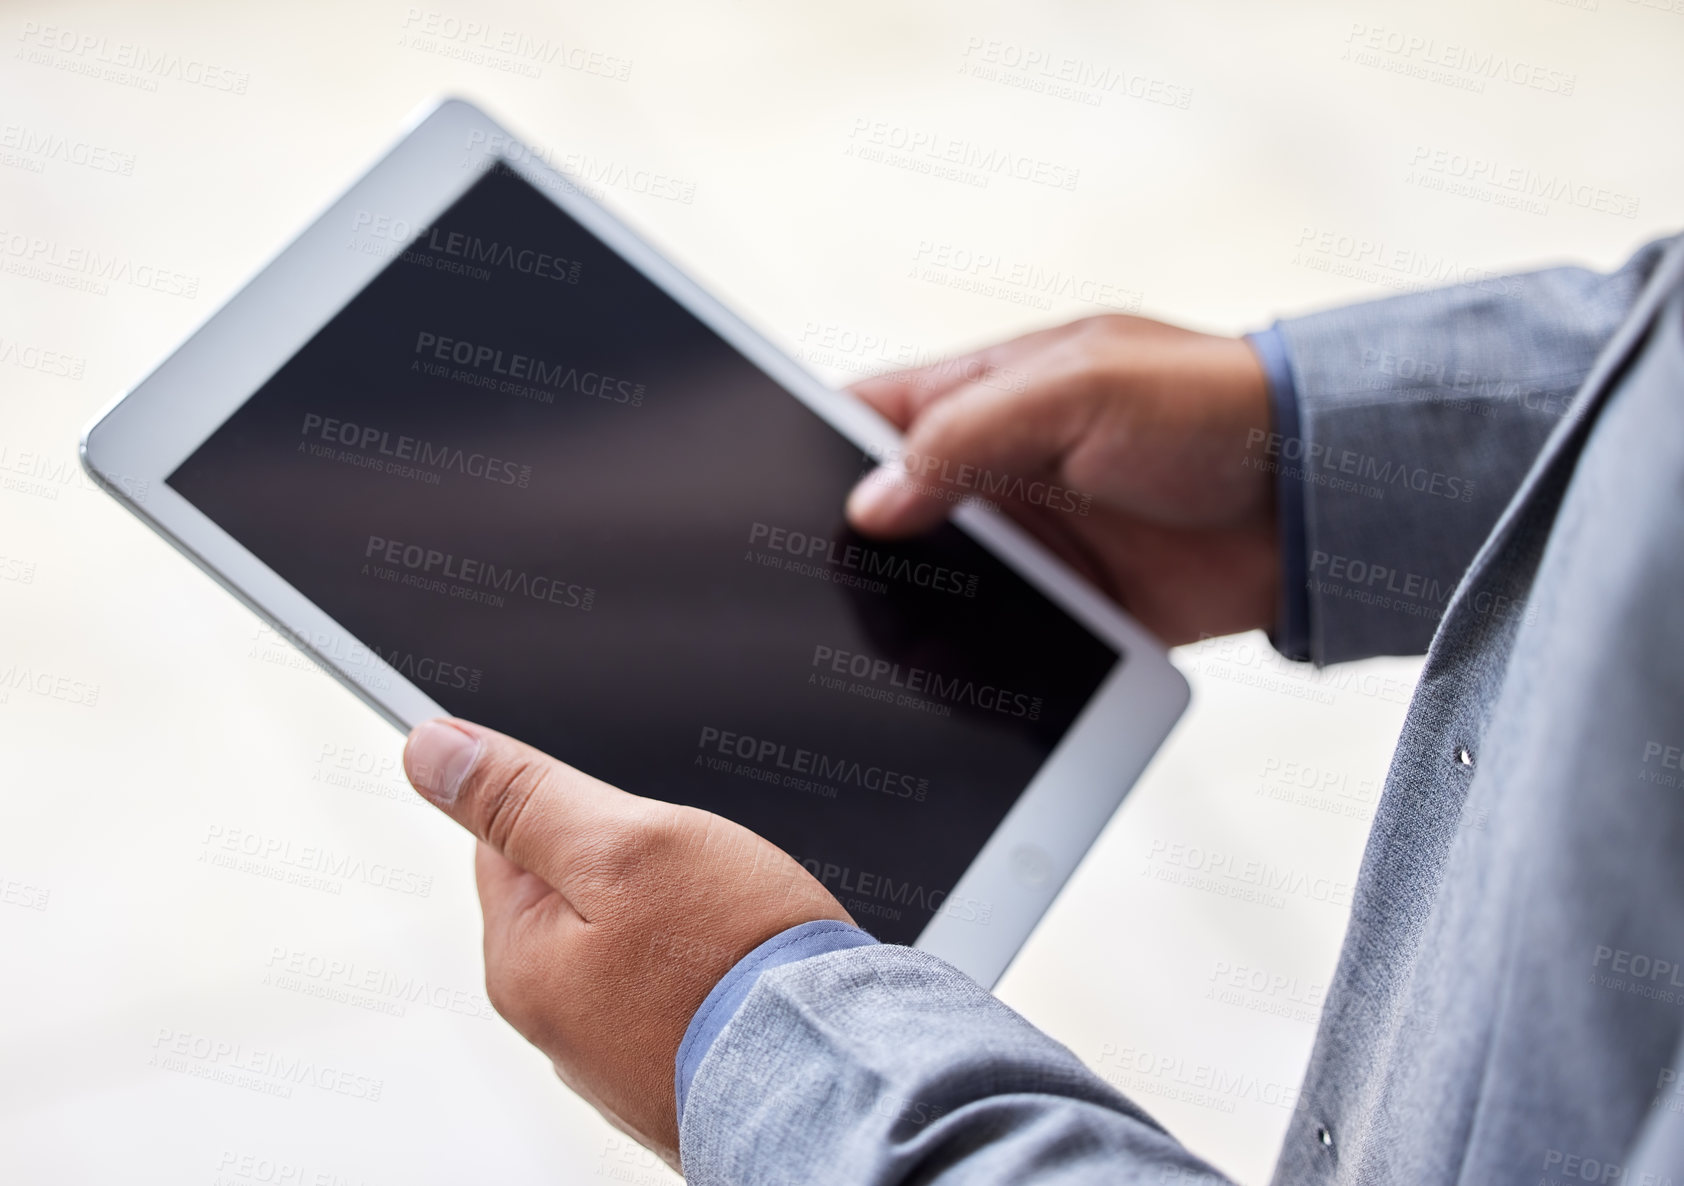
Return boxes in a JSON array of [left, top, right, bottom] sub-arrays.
[[1455, 746, 1474, 767], [1316, 1124, 1334, 1148]]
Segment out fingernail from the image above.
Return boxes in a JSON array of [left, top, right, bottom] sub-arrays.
[[847, 465, 914, 524], [405, 720, 480, 807]]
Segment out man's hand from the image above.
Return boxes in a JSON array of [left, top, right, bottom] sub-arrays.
[[846, 314, 1277, 645], [403, 717, 852, 1168]]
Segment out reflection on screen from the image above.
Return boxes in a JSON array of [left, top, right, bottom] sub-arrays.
[[169, 163, 1119, 944]]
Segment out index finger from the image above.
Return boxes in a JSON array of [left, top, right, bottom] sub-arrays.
[[847, 323, 1068, 429]]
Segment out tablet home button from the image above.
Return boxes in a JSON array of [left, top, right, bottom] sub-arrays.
[[1010, 845, 1054, 888]]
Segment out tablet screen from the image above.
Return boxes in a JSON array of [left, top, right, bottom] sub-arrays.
[[168, 162, 1120, 944]]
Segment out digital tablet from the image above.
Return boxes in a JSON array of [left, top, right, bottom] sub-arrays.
[[80, 98, 1188, 987]]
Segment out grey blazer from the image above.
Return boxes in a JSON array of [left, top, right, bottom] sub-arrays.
[[679, 233, 1684, 1185]]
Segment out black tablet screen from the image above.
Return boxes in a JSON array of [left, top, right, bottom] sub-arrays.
[[168, 162, 1119, 944]]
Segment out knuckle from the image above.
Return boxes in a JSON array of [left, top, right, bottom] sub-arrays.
[[472, 752, 549, 852], [578, 804, 677, 890], [915, 393, 973, 443], [484, 941, 547, 1027], [1078, 311, 1136, 337], [483, 967, 517, 1021]]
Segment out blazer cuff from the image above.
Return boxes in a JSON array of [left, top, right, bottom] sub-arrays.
[[675, 920, 878, 1122], [1245, 326, 1311, 662]]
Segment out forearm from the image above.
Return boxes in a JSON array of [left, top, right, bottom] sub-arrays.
[[679, 941, 1233, 1185]]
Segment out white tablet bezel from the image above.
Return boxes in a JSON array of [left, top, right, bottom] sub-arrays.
[[80, 97, 1189, 989]]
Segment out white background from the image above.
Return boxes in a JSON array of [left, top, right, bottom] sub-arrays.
[[1, 2, 1680, 1183]]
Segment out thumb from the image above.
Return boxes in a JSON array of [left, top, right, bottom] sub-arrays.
[[403, 717, 634, 912]]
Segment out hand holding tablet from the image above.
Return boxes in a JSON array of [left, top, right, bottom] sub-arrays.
[[80, 99, 1190, 991], [844, 315, 1278, 647], [402, 716, 852, 1168]]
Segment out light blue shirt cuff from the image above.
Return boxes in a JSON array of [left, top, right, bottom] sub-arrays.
[[1245, 325, 1310, 663], [674, 920, 879, 1123]]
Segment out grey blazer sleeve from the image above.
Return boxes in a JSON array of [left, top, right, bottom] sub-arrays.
[[679, 944, 1233, 1185], [1273, 238, 1671, 665]]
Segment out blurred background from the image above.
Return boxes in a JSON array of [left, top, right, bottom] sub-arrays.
[[1, 1, 1679, 1183]]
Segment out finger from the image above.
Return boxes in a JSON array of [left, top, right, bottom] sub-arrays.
[[846, 324, 1067, 429], [474, 841, 576, 971], [846, 376, 1087, 537], [474, 840, 565, 925], [848, 362, 977, 430], [404, 717, 639, 914]]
